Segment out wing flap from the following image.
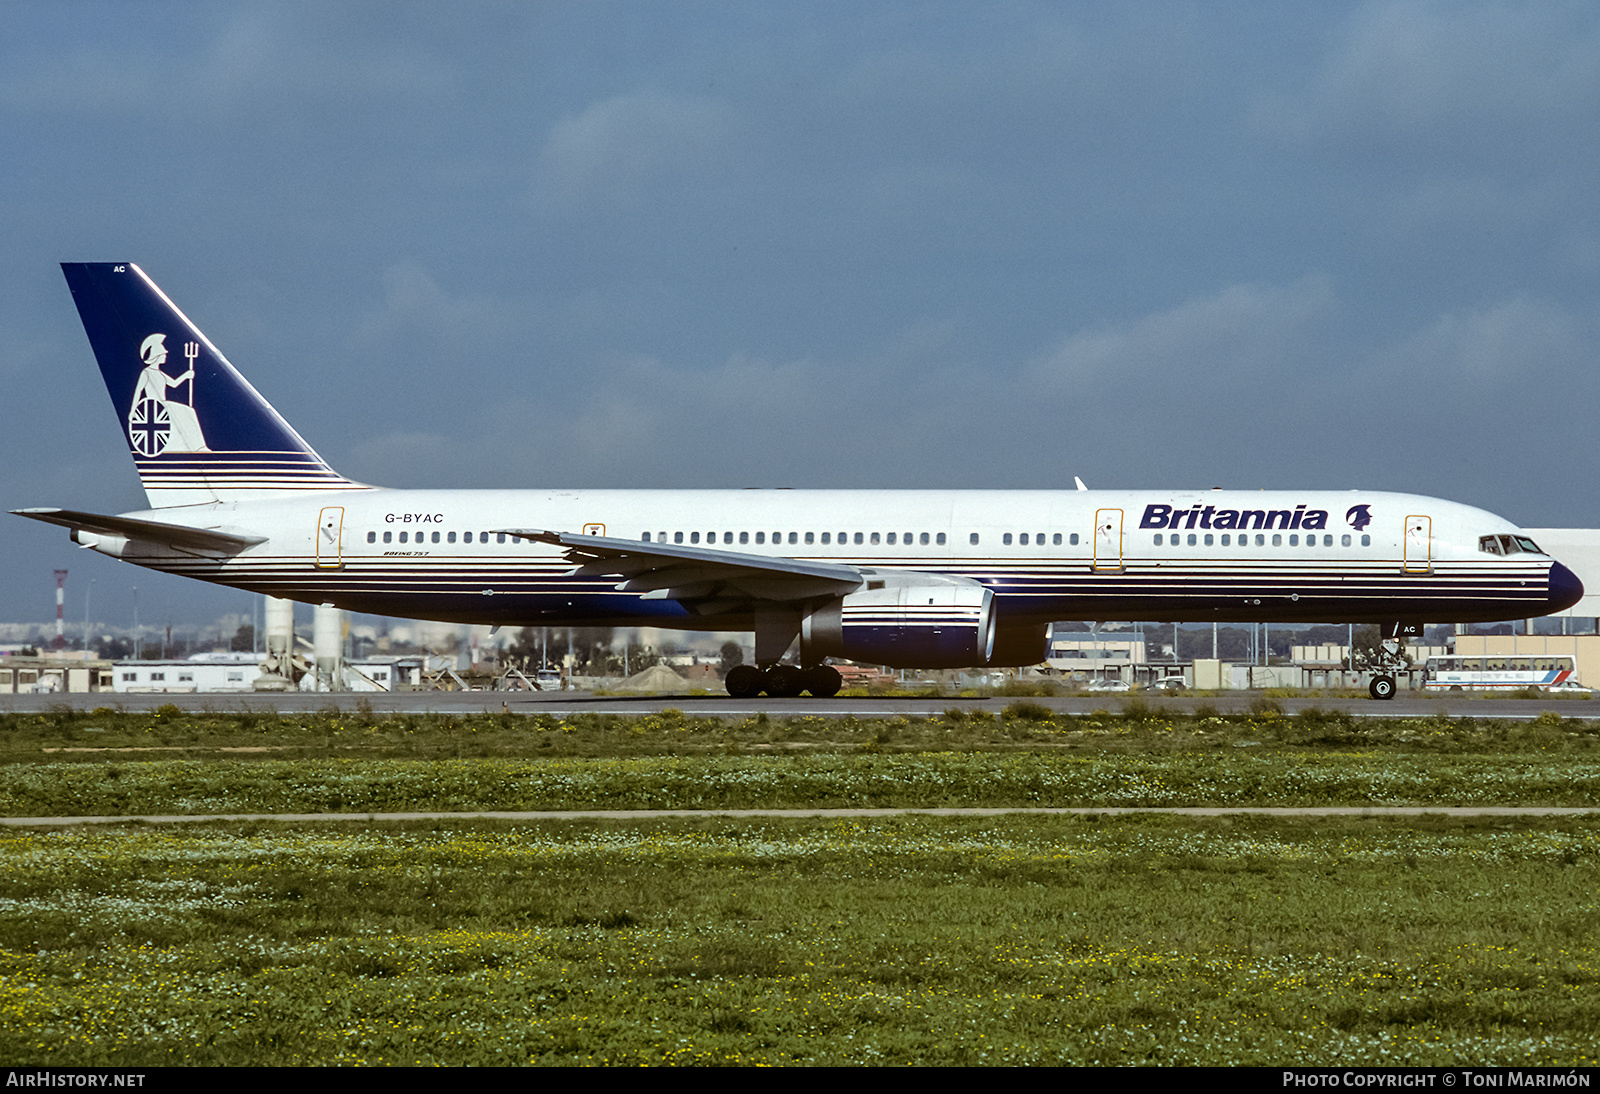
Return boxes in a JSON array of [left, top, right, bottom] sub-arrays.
[[500, 528, 864, 602]]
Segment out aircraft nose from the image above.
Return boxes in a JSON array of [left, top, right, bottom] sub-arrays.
[[1547, 560, 1585, 613]]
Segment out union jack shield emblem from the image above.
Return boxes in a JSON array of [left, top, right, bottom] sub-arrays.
[[128, 397, 170, 456]]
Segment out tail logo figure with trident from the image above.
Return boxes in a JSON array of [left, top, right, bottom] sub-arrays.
[[127, 334, 208, 456]]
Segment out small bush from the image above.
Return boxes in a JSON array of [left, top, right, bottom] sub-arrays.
[[1002, 700, 1052, 722], [1120, 695, 1164, 723], [999, 679, 1057, 698], [1248, 695, 1284, 718], [1294, 705, 1352, 731]]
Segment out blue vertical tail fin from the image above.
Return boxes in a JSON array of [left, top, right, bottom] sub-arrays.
[[61, 262, 369, 508]]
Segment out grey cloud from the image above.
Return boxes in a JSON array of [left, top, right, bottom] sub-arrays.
[[452, 279, 1350, 492], [0, 325, 54, 380], [347, 261, 531, 379], [534, 90, 739, 212], [353, 263, 498, 343], [2, 8, 451, 121], [1026, 277, 1339, 388], [1381, 175, 1565, 238], [1374, 297, 1584, 385], [825, 11, 1197, 132], [1252, 1, 1600, 158], [347, 430, 463, 488]]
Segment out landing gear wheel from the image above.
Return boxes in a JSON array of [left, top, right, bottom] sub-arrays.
[[802, 665, 843, 698], [1369, 675, 1396, 701], [763, 665, 805, 698], [725, 664, 764, 699]]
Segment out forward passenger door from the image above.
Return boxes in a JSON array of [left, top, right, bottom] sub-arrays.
[[1403, 515, 1432, 574], [1093, 509, 1124, 571]]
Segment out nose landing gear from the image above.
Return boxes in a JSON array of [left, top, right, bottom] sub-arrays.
[[1365, 622, 1421, 700]]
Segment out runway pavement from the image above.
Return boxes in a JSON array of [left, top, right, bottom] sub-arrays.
[[2, 688, 1595, 720]]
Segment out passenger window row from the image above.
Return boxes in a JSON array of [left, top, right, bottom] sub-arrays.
[[644, 531, 951, 547], [1153, 533, 1371, 548], [366, 530, 518, 545], [362, 526, 1381, 552], [1000, 533, 1079, 546], [640, 531, 1094, 548]]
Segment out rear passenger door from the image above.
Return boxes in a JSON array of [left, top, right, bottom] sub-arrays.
[[316, 507, 344, 569]]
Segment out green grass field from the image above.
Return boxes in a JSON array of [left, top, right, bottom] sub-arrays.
[[1, 705, 1596, 1066]]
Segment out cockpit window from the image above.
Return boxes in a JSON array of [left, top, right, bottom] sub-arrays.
[[1480, 534, 1544, 556]]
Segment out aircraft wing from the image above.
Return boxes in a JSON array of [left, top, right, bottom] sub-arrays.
[[11, 507, 267, 555], [500, 528, 865, 606]]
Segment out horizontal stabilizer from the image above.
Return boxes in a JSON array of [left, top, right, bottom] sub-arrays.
[[11, 507, 266, 554]]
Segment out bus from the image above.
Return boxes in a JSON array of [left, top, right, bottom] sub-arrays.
[[1422, 655, 1578, 692]]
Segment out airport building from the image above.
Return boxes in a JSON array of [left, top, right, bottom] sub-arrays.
[[0, 652, 114, 694], [1043, 632, 1151, 684], [110, 652, 260, 693], [107, 653, 429, 694]]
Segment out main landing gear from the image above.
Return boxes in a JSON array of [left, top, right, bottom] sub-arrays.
[[1366, 622, 1422, 701], [725, 663, 843, 699]]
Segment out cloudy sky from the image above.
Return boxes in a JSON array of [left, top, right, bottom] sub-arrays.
[[3, 1, 1599, 629]]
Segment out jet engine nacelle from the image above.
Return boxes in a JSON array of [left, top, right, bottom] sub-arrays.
[[800, 583, 1051, 668], [801, 582, 1033, 669]]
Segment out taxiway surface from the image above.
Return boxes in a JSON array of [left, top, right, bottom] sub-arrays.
[[2, 689, 1593, 720]]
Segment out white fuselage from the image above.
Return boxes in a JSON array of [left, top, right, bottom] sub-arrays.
[[86, 486, 1575, 630]]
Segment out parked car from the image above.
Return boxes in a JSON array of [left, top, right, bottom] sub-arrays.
[[1541, 681, 1595, 696], [1147, 676, 1189, 692]]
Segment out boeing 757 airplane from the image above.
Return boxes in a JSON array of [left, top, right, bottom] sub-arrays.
[[13, 263, 1585, 699]]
